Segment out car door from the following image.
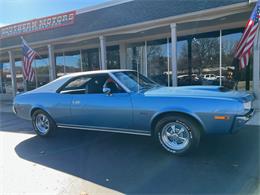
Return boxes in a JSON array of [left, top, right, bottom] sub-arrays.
[[68, 73, 133, 130]]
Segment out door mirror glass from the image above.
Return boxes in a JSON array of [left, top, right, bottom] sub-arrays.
[[103, 87, 111, 95]]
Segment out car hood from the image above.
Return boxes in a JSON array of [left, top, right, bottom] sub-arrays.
[[144, 86, 254, 102]]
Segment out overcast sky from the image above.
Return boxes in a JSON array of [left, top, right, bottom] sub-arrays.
[[0, 0, 109, 27]]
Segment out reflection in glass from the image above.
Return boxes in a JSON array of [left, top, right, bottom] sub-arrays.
[[55, 51, 81, 77], [192, 35, 220, 86], [34, 57, 49, 87], [126, 42, 145, 74], [107, 45, 120, 69], [82, 48, 100, 71], [16, 60, 37, 91], [222, 30, 252, 90], [147, 39, 168, 86], [176, 40, 193, 86], [64, 51, 81, 73], [15, 61, 27, 92], [55, 53, 65, 77], [0, 62, 12, 94]]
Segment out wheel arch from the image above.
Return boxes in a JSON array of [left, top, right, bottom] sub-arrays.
[[30, 106, 52, 118], [150, 111, 206, 136]]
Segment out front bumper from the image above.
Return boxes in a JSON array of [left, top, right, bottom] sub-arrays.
[[12, 105, 17, 114], [231, 108, 254, 133]]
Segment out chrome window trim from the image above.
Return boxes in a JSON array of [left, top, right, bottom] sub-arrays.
[[57, 123, 151, 136]]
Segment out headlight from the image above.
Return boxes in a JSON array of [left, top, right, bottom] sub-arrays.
[[243, 101, 251, 110]]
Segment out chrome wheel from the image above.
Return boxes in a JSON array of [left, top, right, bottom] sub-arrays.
[[35, 113, 49, 135], [161, 122, 190, 151]]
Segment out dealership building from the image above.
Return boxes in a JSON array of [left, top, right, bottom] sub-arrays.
[[0, 0, 259, 100]]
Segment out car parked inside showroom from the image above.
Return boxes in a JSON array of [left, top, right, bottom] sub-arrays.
[[13, 70, 254, 155]]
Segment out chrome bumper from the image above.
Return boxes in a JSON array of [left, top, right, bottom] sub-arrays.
[[12, 105, 17, 114], [231, 109, 254, 133]]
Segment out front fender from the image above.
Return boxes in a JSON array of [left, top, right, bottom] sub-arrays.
[[150, 107, 207, 133]]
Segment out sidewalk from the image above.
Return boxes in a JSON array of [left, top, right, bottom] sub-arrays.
[[0, 100, 13, 113], [1, 99, 259, 126]]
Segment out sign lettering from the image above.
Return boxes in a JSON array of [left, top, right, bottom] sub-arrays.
[[0, 11, 76, 39]]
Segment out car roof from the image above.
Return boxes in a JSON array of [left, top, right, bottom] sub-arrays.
[[60, 69, 135, 79], [25, 69, 135, 94]]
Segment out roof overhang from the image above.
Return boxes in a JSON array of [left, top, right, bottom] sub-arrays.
[[0, 1, 253, 53]]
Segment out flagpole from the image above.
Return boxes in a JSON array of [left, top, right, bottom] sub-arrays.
[[22, 59, 28, 92], [253, 24, 260, 97], [34, 60, 38, 88]]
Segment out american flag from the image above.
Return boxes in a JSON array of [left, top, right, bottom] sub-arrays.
[[22, 38, 36, 82], [235, 0, 260, 69]]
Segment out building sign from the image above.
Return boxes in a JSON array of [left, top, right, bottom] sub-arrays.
[[0, 11, 76, 39]]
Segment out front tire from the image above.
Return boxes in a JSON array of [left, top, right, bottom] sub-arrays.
[[154, 115, 200, 155], [32, 110, 56, 137]]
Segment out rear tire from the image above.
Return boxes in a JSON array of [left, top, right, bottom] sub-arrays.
[[32, 109, 56, 137], [154, 115, 200, 155]]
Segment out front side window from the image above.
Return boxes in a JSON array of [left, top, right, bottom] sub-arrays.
[[60, 74, 124, 94]]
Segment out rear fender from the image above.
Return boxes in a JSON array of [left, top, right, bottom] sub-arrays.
[[30, 105, 52, 118]]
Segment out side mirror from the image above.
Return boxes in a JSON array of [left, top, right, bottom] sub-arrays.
[[103, 87, 111, 95]]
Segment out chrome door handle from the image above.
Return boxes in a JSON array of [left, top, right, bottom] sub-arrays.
[[72, 100, 80, 105]]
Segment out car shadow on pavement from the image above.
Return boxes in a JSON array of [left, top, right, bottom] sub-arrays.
[[15, 126, 260, 194]]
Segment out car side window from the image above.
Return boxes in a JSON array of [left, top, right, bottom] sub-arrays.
[[85, 74, 109, 94], [60, 76, 91, 94], [59, 74, 125, 94], [85, 74, 125, 94], [103, 77, 125, 93]]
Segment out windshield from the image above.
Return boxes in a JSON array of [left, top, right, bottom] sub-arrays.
[[113, 71, 160, 92]]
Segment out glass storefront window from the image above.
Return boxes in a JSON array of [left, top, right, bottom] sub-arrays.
[[55, 51, 81, 77], [147, 39, 168, 86], [16, 60, 37, 91], [0, 62, 12, 94], [64, 51, 81, 73], [55, 53, 65, 77], [176, 40, 191, 86], [82, 48, 100, 71], [126, 42, 145, 74], [222, 29, 252, 90], [15, 61, 26, 92], [192, 34, 220, 86], [34, 57, 49, 87], [107, 45, 120, 69]]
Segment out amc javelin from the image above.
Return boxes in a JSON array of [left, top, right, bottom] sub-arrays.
[[13, 70, 254, 155]]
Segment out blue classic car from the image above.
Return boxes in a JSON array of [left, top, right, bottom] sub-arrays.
[[13, 70, 254, 155]]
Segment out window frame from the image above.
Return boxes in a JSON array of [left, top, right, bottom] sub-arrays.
[[57, 73, 127, 94]]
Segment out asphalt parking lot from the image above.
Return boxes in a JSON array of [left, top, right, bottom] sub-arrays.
[[0, 112, 259, 195]]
